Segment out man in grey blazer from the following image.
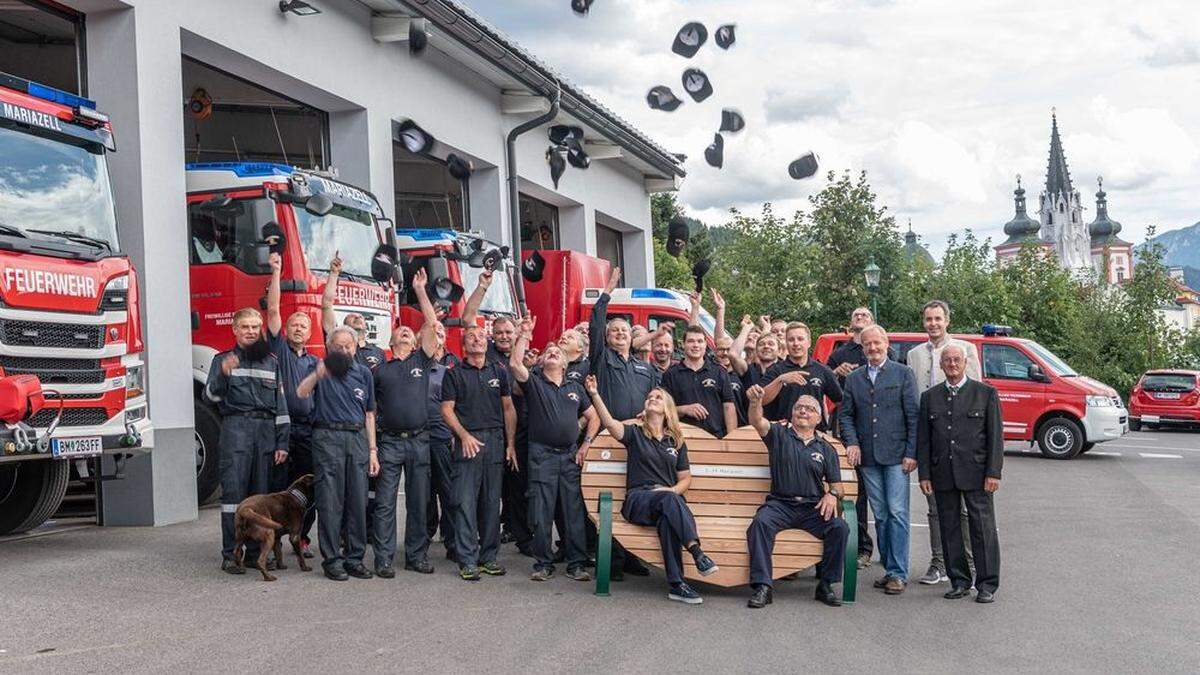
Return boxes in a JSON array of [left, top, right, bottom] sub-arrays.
[[838, 326, 919, 595], [916, 344, 1003, 603], [906, 300, 981, 585]]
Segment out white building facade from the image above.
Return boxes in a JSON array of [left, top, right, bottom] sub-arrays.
[[0, 0, 683, 527]]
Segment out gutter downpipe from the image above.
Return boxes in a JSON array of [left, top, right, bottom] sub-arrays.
[[504, 83, 560, 313]]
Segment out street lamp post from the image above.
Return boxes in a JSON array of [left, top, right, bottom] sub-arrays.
[[864, 257, 881, 318]]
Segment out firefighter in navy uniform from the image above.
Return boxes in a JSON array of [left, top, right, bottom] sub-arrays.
[[296, 325, 379, 581], [265, 252, 320, 555], [371, 268, 441, 577], [425, 322, 461, 562], [206, 307, 290, 574], [745, 389, 849, 609]]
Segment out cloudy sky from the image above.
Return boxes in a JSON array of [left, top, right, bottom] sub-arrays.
[[467, 0, 1200, 255]]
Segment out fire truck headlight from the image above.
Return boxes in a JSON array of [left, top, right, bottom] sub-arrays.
[[102, 275, 129, 311], [125, 365, 145, 399]]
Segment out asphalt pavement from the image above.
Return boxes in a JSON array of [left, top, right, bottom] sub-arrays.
[[1, 430, 1197, 673]]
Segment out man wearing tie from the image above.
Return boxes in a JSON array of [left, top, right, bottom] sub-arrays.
[[838, 325, 918, 595], [917, 344, 1003, 603]]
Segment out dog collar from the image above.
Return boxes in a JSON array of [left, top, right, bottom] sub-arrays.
[[287, 488, 310, 510]]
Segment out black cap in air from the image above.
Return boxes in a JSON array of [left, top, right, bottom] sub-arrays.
[[719, 108, 745, 133], [522, 250, 546, 283], [646, 85, 683, 112], [447, 153, 474, 181], [672, 22, 707, 58], [788, 152, 820, 180], [397, 119, 435, 155], [681, 68, 713, 103], [704, 133, 724, 169], [714, 24, 736, 49]]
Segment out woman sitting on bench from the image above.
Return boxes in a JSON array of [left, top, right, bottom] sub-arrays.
[[584, 376, 718, 604]]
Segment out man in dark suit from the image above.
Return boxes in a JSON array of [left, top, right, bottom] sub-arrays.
[[917, 344, 1003, 603], [838, 325, 919, 595]]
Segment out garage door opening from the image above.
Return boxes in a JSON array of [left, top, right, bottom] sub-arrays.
[[182, 56, 328, 168], [0, 0, 84, 94], [393, 141, 468, 231]]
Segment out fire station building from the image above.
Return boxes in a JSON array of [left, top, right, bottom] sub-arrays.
[[0, 0, 684, 527]]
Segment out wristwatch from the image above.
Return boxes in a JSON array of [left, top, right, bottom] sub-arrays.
[[583, 435, 595, 444]]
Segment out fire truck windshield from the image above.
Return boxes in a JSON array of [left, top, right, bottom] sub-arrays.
[[293, 203, 379, 279], [0, 125, 119, 252], [460, 263, 517, 316]]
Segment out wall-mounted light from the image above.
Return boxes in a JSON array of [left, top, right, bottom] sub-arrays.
[[279, 0, 321, 16]]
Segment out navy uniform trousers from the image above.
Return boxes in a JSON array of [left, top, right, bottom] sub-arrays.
[[621, 489, 700, 586], [527, 442, 587, 572], [372, 432, 431, 569], [220, 414, 275, 561], [312, 427, 369, 572], [284, 421, 316, 543], [747, 498, 849, 588], [426, 437, 456, 558], [451, 428, 505, 567]]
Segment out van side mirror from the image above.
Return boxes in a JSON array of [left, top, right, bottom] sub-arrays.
[[304, 194, 334, 217], [1027, 364, 1050, 383]]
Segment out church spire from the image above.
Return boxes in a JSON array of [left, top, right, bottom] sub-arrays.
[[1045, 108, 1074, 200], [1002, 174, 1041, 244]]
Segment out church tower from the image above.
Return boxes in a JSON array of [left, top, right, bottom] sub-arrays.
[[1088, 177, 1134, 284], [1038, 110, 1092, 272]]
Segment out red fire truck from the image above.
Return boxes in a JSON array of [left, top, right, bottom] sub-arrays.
[[0, 73, 151, 535], [186, 162, 394, 502]]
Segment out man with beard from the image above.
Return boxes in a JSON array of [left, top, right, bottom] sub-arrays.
[[321, 251, 387, 371], [441, 325, 518, 581], [206, 308, 290, 574], [297, 327, 379, 581], [510, 316, 599, 581], [588, 266, 659, 580], [371, 269, 440, 578], [265, 252, 320, 556]]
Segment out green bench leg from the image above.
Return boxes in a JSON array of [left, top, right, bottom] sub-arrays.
[[594, 490, 613, 597], [841, 498, 857, 605]]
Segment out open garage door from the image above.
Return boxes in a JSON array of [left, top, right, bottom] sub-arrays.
[[0, 0, 84, 94], [393, 141, 469, 231], [182, 56, 328, 168]]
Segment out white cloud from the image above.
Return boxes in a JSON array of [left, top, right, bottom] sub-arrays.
[[467, 0, 1200, 254]]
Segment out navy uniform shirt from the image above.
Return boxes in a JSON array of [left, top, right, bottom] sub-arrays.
[[267, 329, 318, 422], [485, 342, 512, 369], [727, 366, 749, 427], [356, 343, 387, 372], [565, 356, 589, 384], [426, 352, 459, 441], [620, 424, 689, 490], [764, 357, 843, 430], [522, 370, 591, 448], [661, 359, 735, 438], [442, 358, 511, 433], [312, 361, 375, 426], [205, 346, 290, 448], [762, 424, 842, 503], [375, 349, 434, 432], [588, 293, 661, 421]]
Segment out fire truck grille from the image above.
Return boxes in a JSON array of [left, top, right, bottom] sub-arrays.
[[0, 356, 106, 384], [0, 320, 105, 349], [29, 407, 111, 428]]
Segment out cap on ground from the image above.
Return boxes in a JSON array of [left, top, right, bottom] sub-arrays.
[[646, 85, 683, 112], [397, 119, 435, 154], [672, 21, 707, 58], [714, 24, 736, 49], [571, 0, 594, 16], [447, 153, 474, 181], [667, 216, 689, 257], [522, 250, 546, 283], [788, 152, 820, 180], [547, 145, 566, 188], [410, 18, 428, 55], [719, 108, 745, 133], [704, 133, 724, 168], [681, 68, 713, 102]]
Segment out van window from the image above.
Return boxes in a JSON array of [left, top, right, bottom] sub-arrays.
[[982, 344, 1038, 381], [891, 340, 922, 364], [188, 197, 275, 274]]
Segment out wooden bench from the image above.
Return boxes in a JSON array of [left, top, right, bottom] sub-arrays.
[[582, 424, 859, 603]]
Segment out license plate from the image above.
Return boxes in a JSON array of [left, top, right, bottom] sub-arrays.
[[51, 436, 102, 458], [1141, 415, 1160, 422], [1154, 392, 1181, 400]]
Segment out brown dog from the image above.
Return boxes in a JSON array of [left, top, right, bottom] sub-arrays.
[[232, 474, 315, 581]]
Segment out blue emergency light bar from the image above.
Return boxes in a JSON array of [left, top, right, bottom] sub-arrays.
[[25, 80, 97, 110], [185, 162, 295, 178], [396, 229, 456, 241], [630, 288, 676, 300], [982, 324, 1012, 337]]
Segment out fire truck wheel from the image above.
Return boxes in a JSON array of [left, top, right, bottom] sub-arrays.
[[1036, 416, 1084, 460], [194, 401, 222, 505], [0, 459, 70, 536]]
